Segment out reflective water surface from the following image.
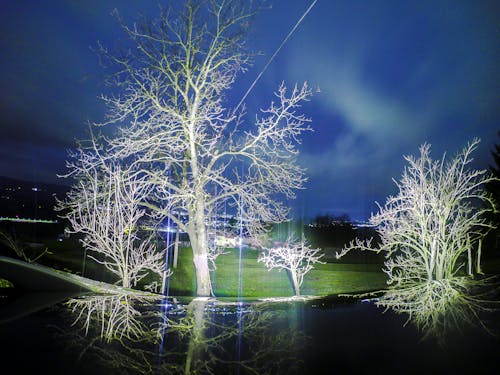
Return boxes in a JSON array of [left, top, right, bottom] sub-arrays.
[[0, 292, 498, 374]]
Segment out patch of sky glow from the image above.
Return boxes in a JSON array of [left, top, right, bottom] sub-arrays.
[[1, 0, 498, 219], [271, 0, 500, 220]]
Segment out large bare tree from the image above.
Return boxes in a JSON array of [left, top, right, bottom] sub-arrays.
[[337, 139, 497, 335], [85, 1, 313, 296]]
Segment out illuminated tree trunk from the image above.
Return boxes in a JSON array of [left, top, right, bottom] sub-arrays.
[[468, 248, 472, 276], [185, 298, 207, 373], [476, 239, 483, 274], [192, 245, 212, 297], [173, 228, 179, 269], [188, 202, 213, 297], [290, 270, 301, 297]]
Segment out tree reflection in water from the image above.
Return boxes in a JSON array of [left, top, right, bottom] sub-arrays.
[[410, 277, 500, 344], [362, 275, 499, 346], [57, 294, 307, 374]]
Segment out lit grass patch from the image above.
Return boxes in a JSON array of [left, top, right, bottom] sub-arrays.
[[168, 247, 387, 297], [33, 241, 389, 297], [0, 278, 14, 288]]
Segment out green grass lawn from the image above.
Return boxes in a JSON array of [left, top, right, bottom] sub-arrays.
[[33, 241, 388, 297], [168, 247, 388, 297], [7, 239, 500, 298]]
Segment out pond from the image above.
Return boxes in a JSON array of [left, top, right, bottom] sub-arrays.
[[0, 291, 499, 374]]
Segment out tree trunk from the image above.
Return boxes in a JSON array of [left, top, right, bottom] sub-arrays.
[[189, 206, 213, 297], [122, 277, 130, 289], [122, 257, 130, 288], [476, 239, 483, 275], [184, 298, 208, 374], [467, 248, 472, 276], [173, 228, 179, 269], [193, 251, 212, 296], [291, 270, 301, 297]]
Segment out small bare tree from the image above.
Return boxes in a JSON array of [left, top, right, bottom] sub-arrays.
[[258, 236, 324, 296], [337, 139, 497, 334], [83, 1, 313, 296], [59, 139, 167, 290]]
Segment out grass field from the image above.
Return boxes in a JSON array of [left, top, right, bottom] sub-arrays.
[[5, 239, 386, 297], [168, 247, 387, 297], [5, 238, 500, 298]]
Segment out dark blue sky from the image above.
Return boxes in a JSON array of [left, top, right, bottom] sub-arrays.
[[1, 0, 499, 221]]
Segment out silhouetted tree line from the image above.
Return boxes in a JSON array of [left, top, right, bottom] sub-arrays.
[[267, 215, 382, 263], [0, 177, 69, 220], [306, 214, 355, 247], [484, 132, 500, 255]]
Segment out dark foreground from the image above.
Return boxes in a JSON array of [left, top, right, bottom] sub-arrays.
[[0, 291, 498, 374]]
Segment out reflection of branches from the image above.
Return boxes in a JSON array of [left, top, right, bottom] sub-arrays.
[[57, 295, 307, 374], [232, 308, 306, 374], [67, 294, 151, 343], [337, 140, 499, 343], [180, 299, 306, 374], [0, 229, 50, 263], [61, 294, 185, 374], [379, 276, 499, 343]]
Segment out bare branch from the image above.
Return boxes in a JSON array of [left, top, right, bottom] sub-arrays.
[[258, 236, 324, 296], [61, 1, 312, 296]]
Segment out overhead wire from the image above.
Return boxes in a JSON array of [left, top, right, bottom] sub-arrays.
[[233, 0, 318, 114]]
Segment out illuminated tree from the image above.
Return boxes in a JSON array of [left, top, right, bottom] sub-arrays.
[[59, 138, 167, 290], [337, 139, 497, 334], [259, 237, 324, 296], [85, 1, 312, 296]]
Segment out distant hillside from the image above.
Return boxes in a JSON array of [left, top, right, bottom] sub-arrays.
[[0, 176, 70, 220]]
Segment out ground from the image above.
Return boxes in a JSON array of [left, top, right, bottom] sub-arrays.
[[1, 239, 386, 297], [2, 238, 499, 298]]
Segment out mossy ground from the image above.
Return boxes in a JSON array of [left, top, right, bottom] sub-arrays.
[[0, 278, 13, 288]]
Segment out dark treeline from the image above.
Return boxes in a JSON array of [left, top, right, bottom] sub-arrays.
[[485, 133, 500, 256], [0, 176, 69, 220], [270, 214, 383, 264]]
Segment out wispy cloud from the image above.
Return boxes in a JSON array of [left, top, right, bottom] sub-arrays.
[[277, 0, 500, 218]]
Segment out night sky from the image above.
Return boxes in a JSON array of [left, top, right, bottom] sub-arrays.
[[1, 0, 499, 221]]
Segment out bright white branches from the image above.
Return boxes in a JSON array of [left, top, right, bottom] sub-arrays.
[[100, 1, 312, 233], [338, 138, 496, 282], [336, 139, 497, 336], [258, 237, 324, 296], [80, 1, 313, 296], [59, 139, 167, 290]]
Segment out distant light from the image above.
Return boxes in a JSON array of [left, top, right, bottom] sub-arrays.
[[32, 187, 38, 192], [160, 226, 176, 233]]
